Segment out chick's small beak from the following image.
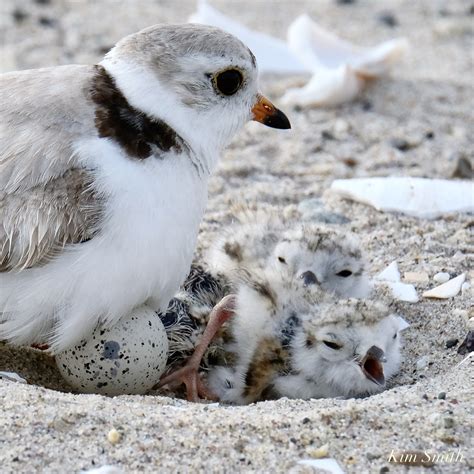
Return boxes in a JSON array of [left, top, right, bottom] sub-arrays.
[[360, 345, 386, 386], [252, 94, 291, 129]]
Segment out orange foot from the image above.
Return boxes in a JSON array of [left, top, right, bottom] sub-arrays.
[[158, 294, 236, 402]]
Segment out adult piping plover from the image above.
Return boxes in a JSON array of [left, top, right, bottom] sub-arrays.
[[0, 24, 290, 351], [158, 218, 372, 401]]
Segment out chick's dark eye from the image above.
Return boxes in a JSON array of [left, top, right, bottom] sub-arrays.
[[336, 270, 352, 278], [393, 333, 397, 339], [214, 69, 243, 96], [323, 340, 343, 350]]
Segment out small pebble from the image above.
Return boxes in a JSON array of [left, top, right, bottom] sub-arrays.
[[12, 8, 28, 23], [438, 392, 446, 400], [445, 338, 458, 349], [379, 467, 389, 474], [366, 452, 381, 460], [390, 137, 411, 152], [336, 0, 356, 5], [107, 428, 121, 445], [433, 272, 450, 284], [450, 154, 472, 179], [416, 356, 429, 370], [403, 272, 429, 284], [461, 282, 471, 295], [425, 131, 435, 139], [377, 12, 398, 27], [321, 130, 335, 140], [442, 416, 455, 429], [333, 119, 349, 135], [38, 16, 57, 27], [457, 331, 474, 355], [307, 444, 329, 459]]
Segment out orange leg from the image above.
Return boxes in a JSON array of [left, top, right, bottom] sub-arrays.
[[158, 294, 236, 402]]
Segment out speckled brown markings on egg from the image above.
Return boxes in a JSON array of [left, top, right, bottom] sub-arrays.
[[56, 307, 168, 395], [90, 65, 187, 159]]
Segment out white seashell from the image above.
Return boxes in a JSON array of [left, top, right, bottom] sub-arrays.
[[433, 272, 450, 284], [373, 262, 419, 302], [189, 0, 306, 74], [423, 274, 466, 299], [297, 458, 345, 474], [189, 3, 407, 107], [282, 14, 408, 107], [56, 305, 168, 395], [330, 178, 474, 219], [374, 261, 401, 283], [287, 14, 408, 76], [383, 281, 419, 303], [395, 316, 411, 332], [281, 64, 364, 107]]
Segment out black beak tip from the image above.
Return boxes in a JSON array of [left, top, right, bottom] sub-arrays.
[[263, 109, 291, 130]]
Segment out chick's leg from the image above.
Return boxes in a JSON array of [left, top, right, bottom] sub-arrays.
[[158, 294, 236, 402]]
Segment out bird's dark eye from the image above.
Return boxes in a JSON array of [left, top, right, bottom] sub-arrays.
[[323, 340, 343, 350], [278, 256, 286, 264], [393, 333, 397, 339], [300, 271, 318, 286], [213, 69, 243, 96], [336, 270, 352, 278]]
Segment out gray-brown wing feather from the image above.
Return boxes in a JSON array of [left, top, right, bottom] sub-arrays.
[[0, 65, 97, 194], [0, 65, 103, 271], [0, 168, 103, 271]]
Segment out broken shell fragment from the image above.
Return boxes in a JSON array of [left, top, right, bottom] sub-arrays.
[[423, 274, 466, 299]]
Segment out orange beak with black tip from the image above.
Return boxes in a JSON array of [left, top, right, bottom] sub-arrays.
[[252, 94, 291, 129]]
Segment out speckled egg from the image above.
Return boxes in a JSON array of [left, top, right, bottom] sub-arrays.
[[56, 305, 168, 395]]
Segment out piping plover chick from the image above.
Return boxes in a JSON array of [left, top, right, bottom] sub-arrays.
[[0, 24, 290, 351], [208, 290, 408, 405], [158, 220, 371, 401]]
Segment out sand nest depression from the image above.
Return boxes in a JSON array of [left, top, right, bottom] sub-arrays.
[[0, 0, 473, 473]]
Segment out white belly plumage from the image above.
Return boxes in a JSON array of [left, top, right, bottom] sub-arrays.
[[0, 138, 208, 351]]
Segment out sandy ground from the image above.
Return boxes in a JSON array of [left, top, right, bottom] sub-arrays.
[[0, 0, 473, 473]]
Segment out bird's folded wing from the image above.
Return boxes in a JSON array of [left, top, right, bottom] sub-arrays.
[[0, 65, 104, 271], [0, 167, 104, 271]]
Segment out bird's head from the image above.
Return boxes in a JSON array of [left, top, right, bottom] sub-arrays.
[[101, 24, 290, 167], [289, 302, 409, 398], [271, 225, 371, 298]]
